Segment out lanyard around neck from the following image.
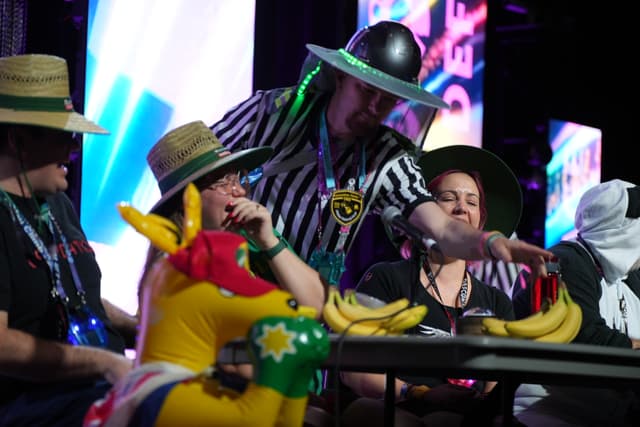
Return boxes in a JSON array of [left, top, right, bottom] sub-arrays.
[[1, 191, 87, 305], [315, 108, 367, 254], [317, 108, 366, 197]]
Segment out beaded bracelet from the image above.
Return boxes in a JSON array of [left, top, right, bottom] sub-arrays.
[[479, 230, 505, 260], [262, 235, 287, 260]]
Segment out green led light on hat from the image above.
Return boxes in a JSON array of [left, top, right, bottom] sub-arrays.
[[297, 62, 322, 96]]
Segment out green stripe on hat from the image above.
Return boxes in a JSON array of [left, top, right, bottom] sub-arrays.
[[158, 150, 222, 194], [0, 94, 74, 112]]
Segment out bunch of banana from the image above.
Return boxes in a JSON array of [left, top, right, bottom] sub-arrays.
[[482, 282, 582, 343], [322, 287, 427, 336]]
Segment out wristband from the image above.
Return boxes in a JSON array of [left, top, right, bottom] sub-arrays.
[[480, 231, 505, 260], [262, 235, 287, 260]]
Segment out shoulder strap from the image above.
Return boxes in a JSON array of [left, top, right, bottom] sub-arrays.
[[261, 149, 317, 179]]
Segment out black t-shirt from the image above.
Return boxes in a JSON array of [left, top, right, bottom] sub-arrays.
[[354, 258, 515, 389], [0, 192, 125, 404]]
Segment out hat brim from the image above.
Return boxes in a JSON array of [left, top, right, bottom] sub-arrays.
[[0, 109, 109, 134], [150, 146, 273, 215], [418, 145, 523, 237], [306, 44, 450, 110]]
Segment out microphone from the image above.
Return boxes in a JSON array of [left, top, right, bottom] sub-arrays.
[[381, 206, 439, 253]]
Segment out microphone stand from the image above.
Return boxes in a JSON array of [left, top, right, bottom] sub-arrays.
[[407, 240, 428, 329]]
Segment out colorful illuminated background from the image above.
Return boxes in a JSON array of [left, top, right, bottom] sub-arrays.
[[81, 0, 487, 313], [81, 0, 255, 314], [545, 119, 602, 247], [358, 0, 486, 151]]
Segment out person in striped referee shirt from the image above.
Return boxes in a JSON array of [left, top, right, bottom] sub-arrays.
[[210, 21, 551, 289]]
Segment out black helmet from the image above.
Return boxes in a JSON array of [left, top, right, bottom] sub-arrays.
[[305, 21, 449, 109], [345, 21, 422, 84]]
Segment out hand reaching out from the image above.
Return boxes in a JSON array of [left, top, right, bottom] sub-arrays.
[[488, 236, 554, 285]]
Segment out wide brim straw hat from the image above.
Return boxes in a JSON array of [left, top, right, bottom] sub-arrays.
[[0, 54, 108, 134], [418, 145, 523, 237], [148, 120, 272, 215], [306, 21, 449, 109]]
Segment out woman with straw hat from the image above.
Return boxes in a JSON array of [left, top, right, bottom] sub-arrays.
[[144, 120, 326, 314], [0, 54, 134, 426], [141, 120, 330, 423]]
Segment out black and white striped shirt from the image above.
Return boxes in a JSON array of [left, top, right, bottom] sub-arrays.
[[211, 87, 434, 262]]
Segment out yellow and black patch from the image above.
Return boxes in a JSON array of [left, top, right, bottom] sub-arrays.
[[330, 190, 363, 226]]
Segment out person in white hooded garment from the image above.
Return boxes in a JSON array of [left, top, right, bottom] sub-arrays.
[[511, 178, 640, 426]]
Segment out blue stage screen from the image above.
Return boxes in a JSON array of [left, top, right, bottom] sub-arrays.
[[81, 0, 255, 314], [357, 0, 487, 151], [545, 119, 602, 247]]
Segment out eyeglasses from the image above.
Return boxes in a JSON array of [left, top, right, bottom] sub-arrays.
[[206, 170, 250, 195]]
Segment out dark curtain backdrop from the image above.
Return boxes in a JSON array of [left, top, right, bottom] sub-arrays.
[[253, 0, 357, 91]]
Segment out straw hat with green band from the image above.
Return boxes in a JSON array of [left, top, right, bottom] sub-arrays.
[[148, 120, 272, 215], [0, 54, 108, 134], [383, 144, 523, 252]]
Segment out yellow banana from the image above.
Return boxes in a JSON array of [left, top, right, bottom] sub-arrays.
[[382, 304, 428, 332], [117, 204, 180, 254], [322, 288, 393, 336], [335, 290, 392, 327], [504, 294, 568, 338], [535, 287, 582, 343], [481, 317, 510, 337], [345, 289, 411, 317]]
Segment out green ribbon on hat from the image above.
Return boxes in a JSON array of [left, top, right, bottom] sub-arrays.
[[158, 149, 224, 194], [247, 316, 329, 398], [0, 94, 74, 112]]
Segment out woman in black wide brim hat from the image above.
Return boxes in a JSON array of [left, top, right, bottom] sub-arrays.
[[418, 145, 523, 237], [382, 144, 523, 254], [341, 145, 524, 427]]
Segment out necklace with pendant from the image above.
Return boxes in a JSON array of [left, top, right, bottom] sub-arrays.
[[424, 261, 469, 308]]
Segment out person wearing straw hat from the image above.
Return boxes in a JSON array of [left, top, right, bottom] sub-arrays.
[[339, 145, 523, 427], [143, 120, 329, 417], [0, 54, 134, 426], [211, 20, 552, 290], [144, 120, 326, 314]]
